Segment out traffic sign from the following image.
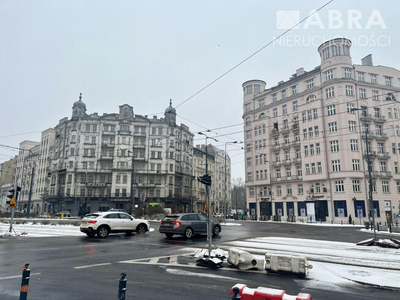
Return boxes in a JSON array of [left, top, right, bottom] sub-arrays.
[[8, 197, 16, 208], [397, 213, 400, 218]]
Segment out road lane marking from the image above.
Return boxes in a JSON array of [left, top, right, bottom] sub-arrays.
[[31, 247, 60, 251], [0, 273, 41, 280], [169, 255, 178, 265], [74, 263, 111, 269]]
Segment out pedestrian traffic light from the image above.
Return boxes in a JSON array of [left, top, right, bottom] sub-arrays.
[[197, 174, 212, 186]]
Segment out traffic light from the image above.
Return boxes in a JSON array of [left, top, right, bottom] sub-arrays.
[[197, 174, 212, 186], [6, 186, 21, 207]]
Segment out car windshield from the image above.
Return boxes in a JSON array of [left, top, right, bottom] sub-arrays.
[[162, 215, 178, 222], [85, 213, 100, 219]]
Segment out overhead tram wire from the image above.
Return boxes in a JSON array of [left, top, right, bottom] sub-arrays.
[[174, 0, 334, 110]]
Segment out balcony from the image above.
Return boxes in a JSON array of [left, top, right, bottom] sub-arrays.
[[374, 133, 388, 141], [291, 140, 301, 147], [364, 171, 379, 178], [102, 131, 116, 135], [280, 127, 290, 134], [379, 171, 392, 178], [291, 123, 300, 132], [271, 129, 279, 136], [134, 131, 146, 136], [134, 144, 146, 148], [271, 175, 299, 183], [272, 161, 282, 167], [373, 115, 386, 123], [292, 157, 302, 164], [273, 144, 281, 151], [363, 151, 376, 159], [118, 130, 132, 135], [282, 142, 291, 149], [101, 142, 115, 148], [360, 114, 373, 123], [282, 159, 292, 166], [376, 152, 390, 160]]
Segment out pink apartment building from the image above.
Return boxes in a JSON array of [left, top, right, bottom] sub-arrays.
[[242, 38, 400, 224]]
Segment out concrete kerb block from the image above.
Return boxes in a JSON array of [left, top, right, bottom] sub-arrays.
[[265, 253, 313, 277], [227, 248, 264, 271]]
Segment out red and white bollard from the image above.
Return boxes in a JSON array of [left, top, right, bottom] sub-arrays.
[[231, 284, 312, 300]]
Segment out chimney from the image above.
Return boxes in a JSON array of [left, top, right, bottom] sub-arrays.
[[361, 54, 373, 66], [296, 67, 305, 76]]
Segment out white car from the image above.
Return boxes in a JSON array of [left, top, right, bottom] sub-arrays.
[[80, 211, 150, 238]]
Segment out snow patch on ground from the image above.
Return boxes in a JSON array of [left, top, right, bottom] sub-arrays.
[[0, 223, 85, 237], [220, 223, 242, 226]]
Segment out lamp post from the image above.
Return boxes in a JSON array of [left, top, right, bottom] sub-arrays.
[[128, 150, 135, 215], [352, 107, 377, 241], [224, 141, 240, 218], [198, 132, 218, 257]]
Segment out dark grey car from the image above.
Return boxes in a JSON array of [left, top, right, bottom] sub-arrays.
[[159, 213, 221, 239]]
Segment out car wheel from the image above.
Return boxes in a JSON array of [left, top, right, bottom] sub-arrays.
[[97, 226, 109, 238], [86, 233, 95, 238], [136, 224, 147, 235], [184, 227, 193, 239], [125, 231, 133, 236], [165, 233, 173, 238], [212, 226, 221, 237]]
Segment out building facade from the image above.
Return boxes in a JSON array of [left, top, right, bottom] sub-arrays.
[[242, 38, 400, 224]]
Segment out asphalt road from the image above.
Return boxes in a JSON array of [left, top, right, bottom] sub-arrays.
[[0, 221, 397, 300]]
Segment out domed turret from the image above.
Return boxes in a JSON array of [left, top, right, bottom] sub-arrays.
[[72, 93, 87, 118], [165, 99, 176, 125]]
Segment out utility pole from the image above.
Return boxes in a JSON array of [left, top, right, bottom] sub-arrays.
[[128, 150, 135, 215], [26, 166, 35, 218]]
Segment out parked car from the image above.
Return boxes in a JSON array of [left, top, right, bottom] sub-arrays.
[[80, 211, 150, 238], [159, 213, 221, 239], [56, 211, 71, 217]]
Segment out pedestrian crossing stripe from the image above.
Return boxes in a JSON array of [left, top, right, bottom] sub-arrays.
[[119, 253, 194, 266]]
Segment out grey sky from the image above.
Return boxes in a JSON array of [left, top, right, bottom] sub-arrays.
[[0, 0, 399, 180]]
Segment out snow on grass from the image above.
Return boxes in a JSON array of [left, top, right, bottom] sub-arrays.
[[0, 223, 86, 238]]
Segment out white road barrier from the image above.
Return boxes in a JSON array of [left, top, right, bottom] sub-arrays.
[[265, 253, 312, 277], [227, 248, 264, 271]]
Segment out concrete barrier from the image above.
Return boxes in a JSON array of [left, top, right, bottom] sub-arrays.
[[265, 253, 312, 277], [231, 284, 312, 300], [227, 248, 264, 271]]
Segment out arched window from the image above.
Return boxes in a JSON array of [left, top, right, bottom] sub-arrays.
[[307, 95, 316, 103], [259, 113, 266, 119], [386, 93, 396, 101]]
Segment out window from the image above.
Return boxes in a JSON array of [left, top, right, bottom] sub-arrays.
[[272, 94, 277, 102], [287, 185, 292, 195], [297, 166, 302, 177], [335, 180, 344, 192], [329, 122, 337, 133], [380, 161, 387, 173], [322, 48, 329, 60], [332, 45, 341, 56], [314, 126, 319, 137], [305, 164, 310, 175], [308, 127, 313, 138], [313, 109, 318, 119], [282, 104, 287, 115], [316, 143, 320, 154], [344, 68, 352, 78], [245, 103, 251, 112], [350, 139, 358, 151], [304, 145, 308, 156], [293, 101, 298, 111], [246, 130, 251, 139], [377, 142, 384, 154], [282, 89, 287, 99], [349, 121, 356, 132], [259, 99, 265, 108], [326, 87, 334, 98], [331, 140, 339, 152], [308, 110, 312, 121], [311, 163, 315, 175], [357, 72, 365, 81], [310, 144, 315, 156], [274, 137, 279, 147], [247, 157, 252, 167], [317, 162, 322, 173], [292, 85, 297, 95], [345, 85, 353, 96], [246, 85, 252, 94], [397, 181, 400, 193], [352, 159, 360, 171], [332, 160, 341, 172], [347, 103, 354, 113], [371, 74, 377, 83], [374, 107, 381, 118], [254, 84, 260, 93], [382, 181, 390, 193], [247, 172, 253, 181], [298, 184, 304, 194], [343, 45, 350, 55], [372, 90, 379, 101], [325, 70, 333, 81], [273, 108, 278, 117], [306, 79, 314, 89], [359, 88, 366, 99], [286, 167, 291, 178], [247, 143, 251, 152], [385, 76, 392, 86], [245, 117, 251, 125], [303, 129, 307, 139], [353, 180, 360, 192], [276, 186, 282, 196], [327, 105, 336, 116]]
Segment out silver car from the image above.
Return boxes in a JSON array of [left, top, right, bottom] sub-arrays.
[[159, 213, 221, 239]]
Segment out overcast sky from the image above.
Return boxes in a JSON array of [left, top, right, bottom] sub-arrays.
[[0, 0, 399, 180]]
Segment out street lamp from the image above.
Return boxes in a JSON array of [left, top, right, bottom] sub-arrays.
[[224, 141, 241, 218], [351, 107, 377, 241], [198, 132, 218, 257], [128, 150, 135, 215]]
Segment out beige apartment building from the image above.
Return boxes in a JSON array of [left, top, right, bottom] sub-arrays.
[[242, 38, 400, 224]]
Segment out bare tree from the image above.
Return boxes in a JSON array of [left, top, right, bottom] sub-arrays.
[[231, 177, 246, 214]]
